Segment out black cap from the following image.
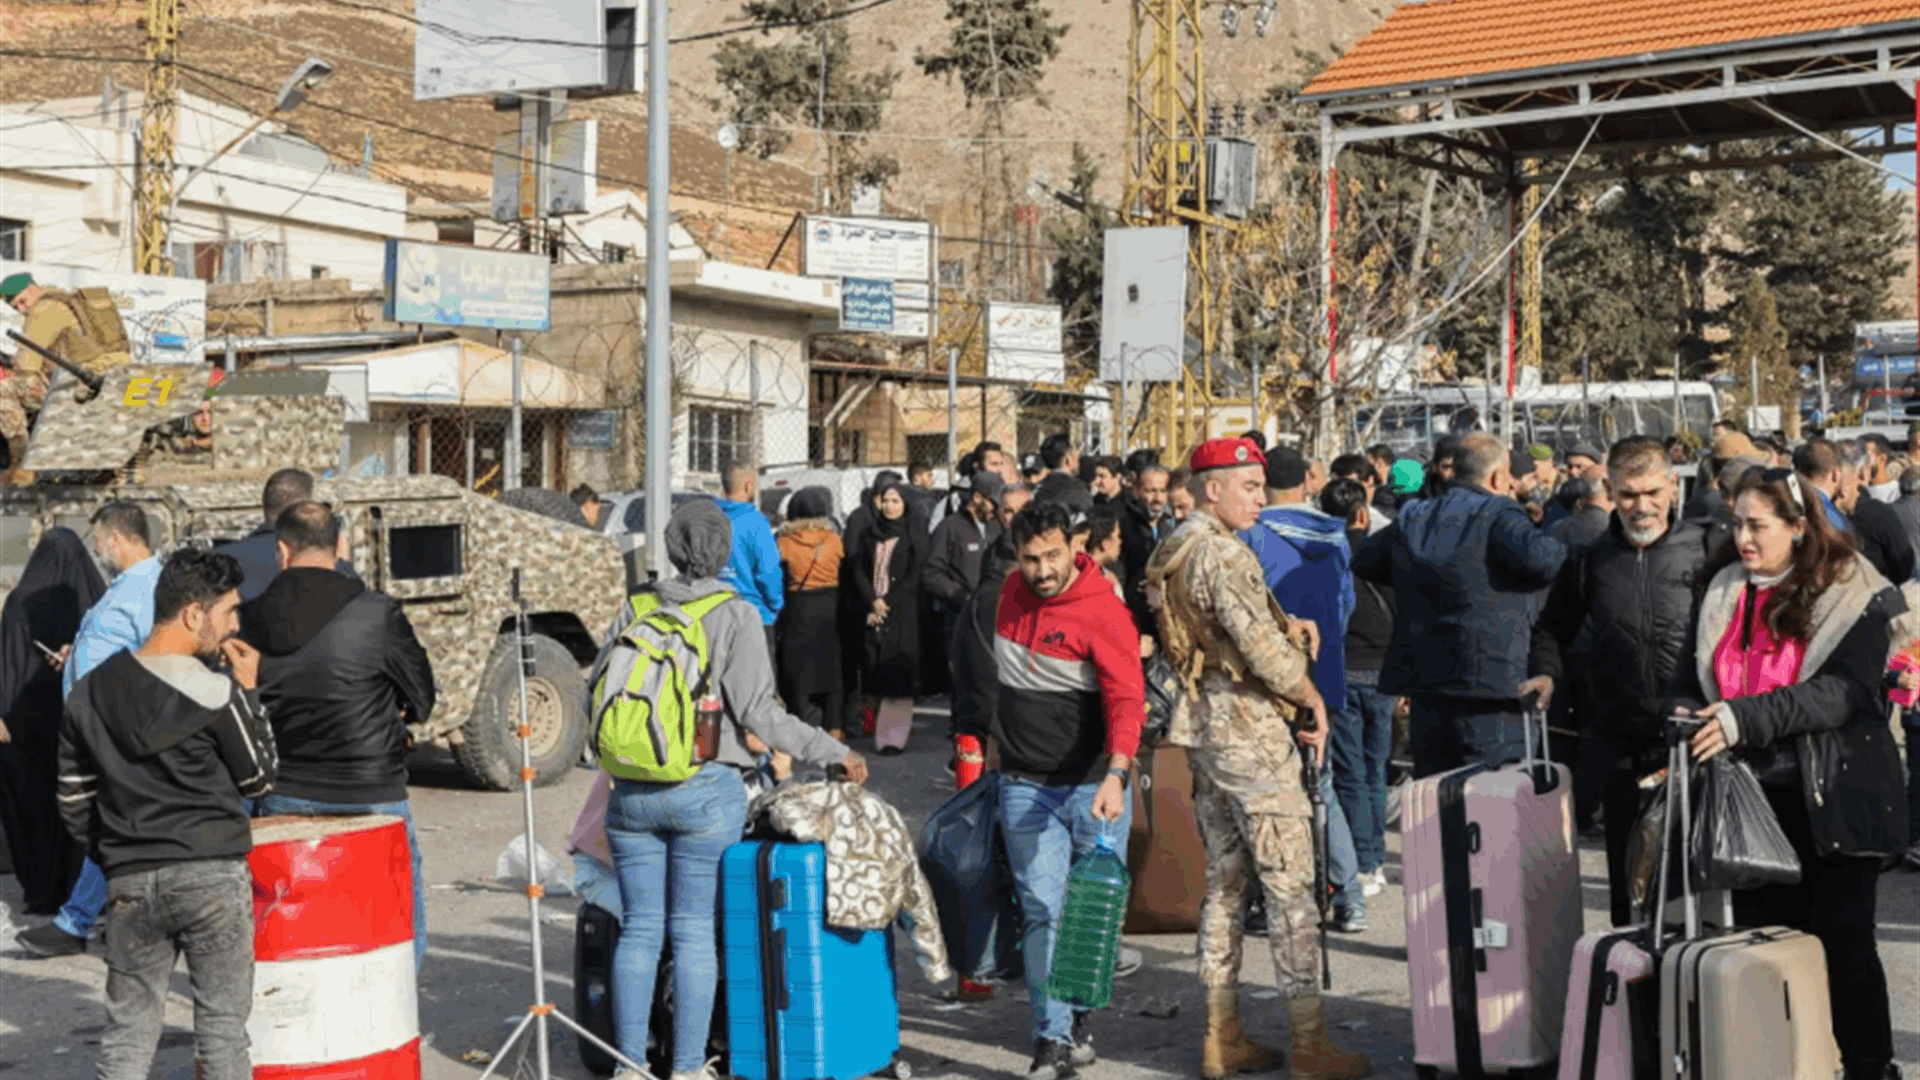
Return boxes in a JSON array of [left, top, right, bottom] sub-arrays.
[[1264, 446, 1309, 490]]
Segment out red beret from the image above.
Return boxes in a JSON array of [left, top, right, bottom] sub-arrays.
[[1189, 437, 1267, 472]]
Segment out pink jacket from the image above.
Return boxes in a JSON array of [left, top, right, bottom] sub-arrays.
[[1712, 585, 1807, 703]]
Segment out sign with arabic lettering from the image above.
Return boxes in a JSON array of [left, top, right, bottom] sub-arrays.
[[804, 216, 932, 282], [840, 278, 896, 333], [383, 240, 551, 331]]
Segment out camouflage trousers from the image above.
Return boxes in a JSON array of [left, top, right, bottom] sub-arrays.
[[1189, 691, 1320, 1000], [0, 369, 48, 441]]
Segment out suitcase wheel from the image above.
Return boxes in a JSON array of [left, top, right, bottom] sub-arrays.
[[881, 1054, 912, 1080], [1413, 1068, 1439, 1080]]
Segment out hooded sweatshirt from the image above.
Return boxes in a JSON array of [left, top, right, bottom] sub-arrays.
[[242, 567, 436, 804], [58, 650, 277, 877], [1242, 503, 1354, 703], [991, 551, 1145, 786], [714, 496, 785, 626], [591, 500, 848, 771]]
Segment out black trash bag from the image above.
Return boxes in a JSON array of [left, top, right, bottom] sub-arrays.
[[1689, 754, 1802, 892], [1141, 650, 1185, 747], [917, 774, 1023, 982]]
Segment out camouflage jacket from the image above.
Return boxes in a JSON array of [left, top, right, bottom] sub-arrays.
[[1145, 509, 1310, 747]]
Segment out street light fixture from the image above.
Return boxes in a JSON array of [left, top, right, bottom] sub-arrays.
[[165, 56, 334, 261]]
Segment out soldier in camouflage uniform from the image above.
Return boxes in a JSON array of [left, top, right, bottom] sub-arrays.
[[1146, 437, 1370, 1080], [1, 273, 133, 482]]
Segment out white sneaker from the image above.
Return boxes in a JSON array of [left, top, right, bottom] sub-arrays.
[[1361, 870, 1384, 897]]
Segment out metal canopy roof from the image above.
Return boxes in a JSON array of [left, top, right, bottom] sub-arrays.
[[1303, 3, 1920, 185]]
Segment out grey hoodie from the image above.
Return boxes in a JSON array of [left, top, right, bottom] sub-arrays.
[[593, 500, 848, 770]]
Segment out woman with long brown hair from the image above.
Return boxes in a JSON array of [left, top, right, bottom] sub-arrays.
[[1668, 466, 1908, 1080]]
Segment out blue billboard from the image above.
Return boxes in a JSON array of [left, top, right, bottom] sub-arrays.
[[1854, 354, 1918, 385], [840, 277, 895, 333], [383, 240, 552, 332]]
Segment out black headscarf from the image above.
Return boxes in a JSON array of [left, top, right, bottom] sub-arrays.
[[0, 528, 107, 725], [788, 486, 835, 523], [865, 481, 912, 543]]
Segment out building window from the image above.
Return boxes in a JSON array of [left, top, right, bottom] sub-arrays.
[[603, 243, 632, 263], [171, 241, 284, 283], [0, 218, 26, 261], [689, 406, 751, 475], [906, 433, 948, 470], [436, 219, 475, 245], [938, 259, 965, 287]]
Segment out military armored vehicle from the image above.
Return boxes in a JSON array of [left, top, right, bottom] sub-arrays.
[[0, 364, 626, 790]]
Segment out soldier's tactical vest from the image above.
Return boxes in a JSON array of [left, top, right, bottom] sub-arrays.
[[45, 287, 131, 370], [1145, 524, 1293, 693]]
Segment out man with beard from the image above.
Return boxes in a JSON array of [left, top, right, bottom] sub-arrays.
[[1527, 437, 1707, 925], [57, 548, 276, 1080], [1118, 462, 1175, 638]]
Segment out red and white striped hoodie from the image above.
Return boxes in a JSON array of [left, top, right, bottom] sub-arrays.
[[991, 552, 1145, 785]]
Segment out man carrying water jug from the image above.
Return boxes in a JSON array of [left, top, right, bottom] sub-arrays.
[[1145, 438, 1370, 1080], [991, 499, 1145, 1080]]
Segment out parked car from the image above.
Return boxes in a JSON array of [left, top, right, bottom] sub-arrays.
[[599, 489, 714, 590]]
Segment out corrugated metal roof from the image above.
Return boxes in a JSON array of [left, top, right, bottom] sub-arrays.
[[1303, 0, 1920, 99]]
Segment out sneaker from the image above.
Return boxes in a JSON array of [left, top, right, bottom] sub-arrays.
[[1027, 1039, 1077, 1080], [1903, 844, 1920, 872], [669, 1058, 724, 1080], [957, 977, 997, 1002], [1360, 870, 1384, 898], [1114, 945, 1143, 979], [1331, 907, 1367, 934], [1070, 1014, 1097, 1066], [16, 922, 86, 958]]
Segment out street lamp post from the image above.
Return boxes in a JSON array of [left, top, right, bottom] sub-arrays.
[[164, 58, 332, 260]]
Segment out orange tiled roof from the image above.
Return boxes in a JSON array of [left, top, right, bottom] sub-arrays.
[[1303, 0, 1920, 99]]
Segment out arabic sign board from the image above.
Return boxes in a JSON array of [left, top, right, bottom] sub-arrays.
[[987, 302, 1065, 384], [570, 409, 618, 449], [415, 0, 606, 101], [805, 217, 932, 282], [383, 240, 552, 332], [840, 278, 895, 333], [0, 261, 205, 366], [892, 309, 931, 339]]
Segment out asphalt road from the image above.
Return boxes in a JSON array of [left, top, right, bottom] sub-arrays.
[[2, 701, 1915, 1079]]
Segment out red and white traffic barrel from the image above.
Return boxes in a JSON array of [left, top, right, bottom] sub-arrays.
[[248, 814, 420, 1079]]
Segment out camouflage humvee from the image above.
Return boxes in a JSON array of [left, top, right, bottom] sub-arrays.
[[0, 365, 626, 790]]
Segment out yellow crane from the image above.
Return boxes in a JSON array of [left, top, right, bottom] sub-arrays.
[[1120, 0, 1241, 453], [135, 0, 180, 275]]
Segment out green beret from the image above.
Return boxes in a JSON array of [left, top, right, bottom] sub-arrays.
[[1527, 443, 1553, 461], [0, 273, 32, 301]]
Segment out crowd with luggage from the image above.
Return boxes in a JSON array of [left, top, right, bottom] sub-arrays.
[[6, 410, 1917, 1080]]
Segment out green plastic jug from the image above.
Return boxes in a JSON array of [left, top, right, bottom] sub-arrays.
[[1046, 835, 1131, 1009]]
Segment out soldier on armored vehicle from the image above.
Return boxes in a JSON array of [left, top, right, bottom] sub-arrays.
[[1, 273, 136, 483]]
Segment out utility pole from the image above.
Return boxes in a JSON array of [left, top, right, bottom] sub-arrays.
[[136, 0, 180, 274], [644, 0, 674, 577]]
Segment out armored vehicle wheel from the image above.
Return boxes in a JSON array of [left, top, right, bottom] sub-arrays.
[[453, 632, 589, 790]]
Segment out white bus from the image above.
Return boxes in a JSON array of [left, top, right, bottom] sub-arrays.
[[1351, 380, 1720, 455]]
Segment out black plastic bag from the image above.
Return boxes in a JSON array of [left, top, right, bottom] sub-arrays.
[[1689, 754, 1801, 892], [917, 775, 1023, 982], [1624, 776, 1671, 916]]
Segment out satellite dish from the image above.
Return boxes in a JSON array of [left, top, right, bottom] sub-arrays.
[[717, 123, 740, 151]]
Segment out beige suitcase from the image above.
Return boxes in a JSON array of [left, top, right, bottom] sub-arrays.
[[1656, 723, 1841, 1080]]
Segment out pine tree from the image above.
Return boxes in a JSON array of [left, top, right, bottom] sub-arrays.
[[1042, 143, 1109, 370], [714, 0, 900, 211], [1725, 273, 1796, 434]]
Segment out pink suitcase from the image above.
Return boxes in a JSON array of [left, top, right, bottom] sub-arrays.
[[1405, 708, 1581, 1078], [1557, 929, 1658, 1080]]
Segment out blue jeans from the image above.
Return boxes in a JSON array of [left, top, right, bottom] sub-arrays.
[[606, 764, 747, 1073], [1318, 768, 1361, 918], [254, 794, 426, 969], [997, 777, 1132, 1046], [1330, 683, 1394, 875], [55, 857, 107, 938]]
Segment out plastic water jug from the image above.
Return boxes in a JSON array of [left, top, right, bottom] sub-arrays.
[[1046, 835, 1130, 1009]]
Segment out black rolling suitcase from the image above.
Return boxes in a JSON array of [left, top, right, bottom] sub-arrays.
[[575, 901, 730, 1077]]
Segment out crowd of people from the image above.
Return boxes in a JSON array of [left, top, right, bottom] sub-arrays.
[[5, 412, 1917, 1080]]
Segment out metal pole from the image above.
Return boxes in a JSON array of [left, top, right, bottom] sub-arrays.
[[1318, 117, 1338, 460], [1818, 354, 1830, 424], [1501, 181, 1516, 445], [947, 345, 958, 470], [1118, 344, 1129, 449], [1672, 350, 1680, 433], [748, 340, 762, 471], [509, 335, 524, 491], [1249, 342, 1261, 439], [1751, 352, 1761, 432], [644, 0, 673, 577]]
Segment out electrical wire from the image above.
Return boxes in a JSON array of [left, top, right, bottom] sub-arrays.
[[1748, 101, 1916, 187]]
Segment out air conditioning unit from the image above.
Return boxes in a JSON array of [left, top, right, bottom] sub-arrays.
[[1205, 137, 1256, 220]]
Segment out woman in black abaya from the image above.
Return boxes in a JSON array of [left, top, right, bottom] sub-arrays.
[[847, 481, 925, 754], [0, 528, 106, 914]]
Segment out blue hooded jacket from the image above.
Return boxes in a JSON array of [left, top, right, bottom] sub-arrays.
[[1242, 504, 1354, 703], [714, 497, 784, 625], [1353, 482, 1566, 699]]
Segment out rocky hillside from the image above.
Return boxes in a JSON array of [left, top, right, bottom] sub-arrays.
[[1, 0, 1395, 226]]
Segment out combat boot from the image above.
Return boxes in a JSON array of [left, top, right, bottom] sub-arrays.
[[1200, 987, 1285, 1078], [1286, 995, 1370, 1080], [3, 435, 31, 485]]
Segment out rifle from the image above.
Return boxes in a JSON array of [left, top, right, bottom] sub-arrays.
[[1297, 707, 1333, 990], [4, 330, 107, 396]]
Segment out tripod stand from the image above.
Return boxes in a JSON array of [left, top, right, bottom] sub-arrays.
[[477, 568, 644, 1080]]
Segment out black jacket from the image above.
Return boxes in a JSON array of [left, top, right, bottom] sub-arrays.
[[1118, 495, 1172, 635], [1034, 471, 1094, 513], [1666, 563, 1910, 861], [950, 535, 1014, 740], [58, 651, 276, 878], [1354, 482, 1566, 699], [1344, 527, 1395, 675], [216, 523, 360, 603], [1533, 514, 1709, 756], [1849, 491, 1915, 584], [241, 568, 435, 805], [1544, 503, 1611, 551], [922, 511, 1001, 609]]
